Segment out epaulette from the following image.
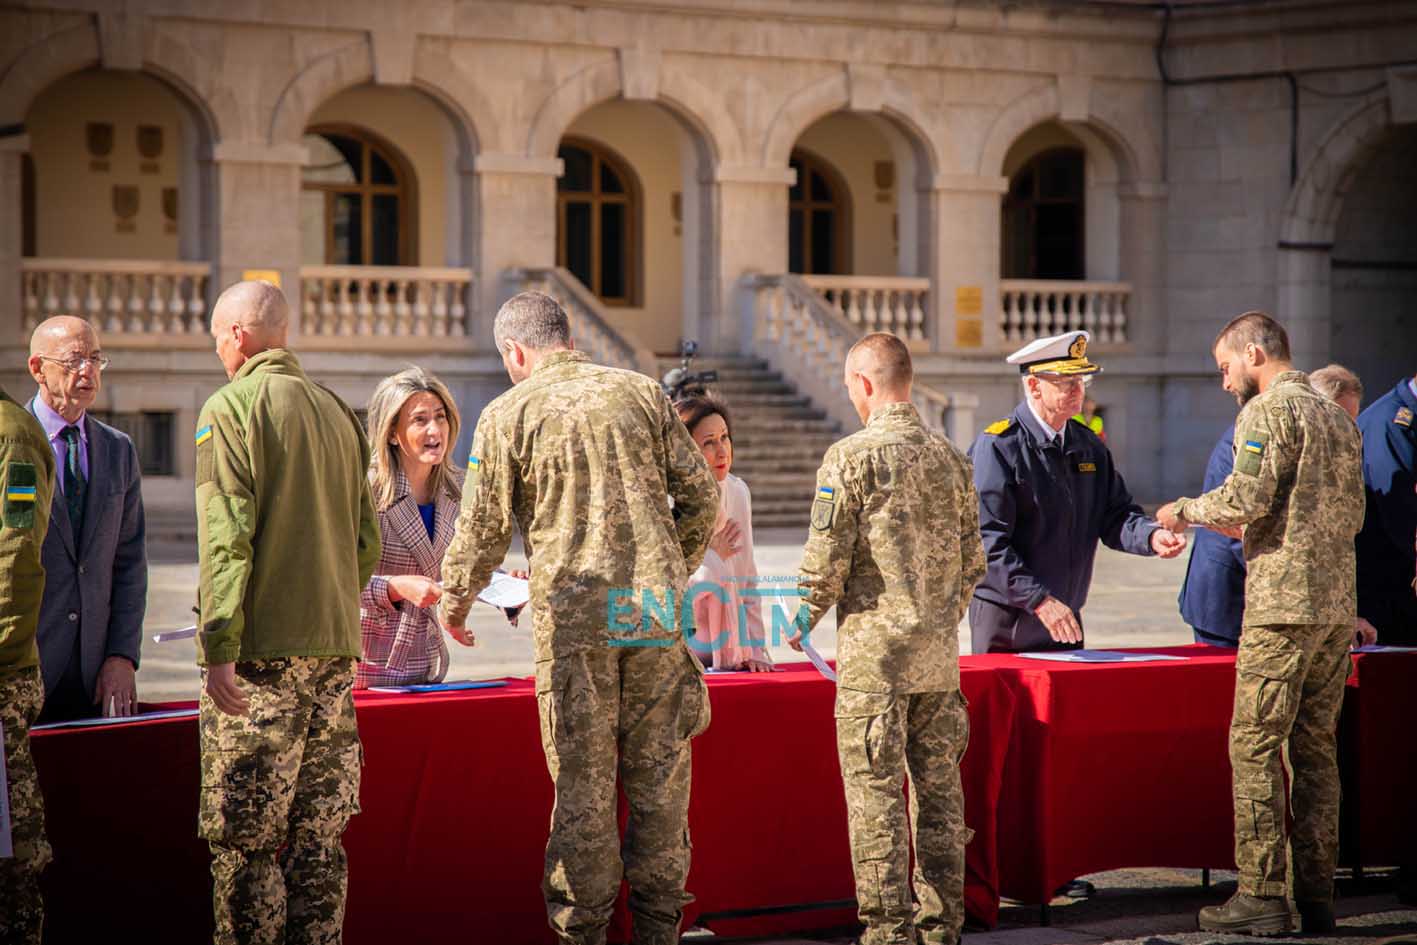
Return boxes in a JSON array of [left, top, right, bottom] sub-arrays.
[[984, 418, 1013, 436], [1396, 406, 1413, 428]]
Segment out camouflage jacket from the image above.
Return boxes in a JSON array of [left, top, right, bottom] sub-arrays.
[[1175, 371, 1365, 626], [798, 401, 986, 694], [195, 349, 380, 665], [0, 386, 55, 672], [440, 350, 718, 661]]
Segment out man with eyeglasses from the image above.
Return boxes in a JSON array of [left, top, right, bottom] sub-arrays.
[[967, 330, 1186, 656], [26, 316, 147, 723]]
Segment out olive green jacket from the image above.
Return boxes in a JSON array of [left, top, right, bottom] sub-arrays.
[[0, 386, 55, 672], [195, 349, 380, 665]]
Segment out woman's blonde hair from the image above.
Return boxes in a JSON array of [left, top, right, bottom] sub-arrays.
[[366, 367, 462, 511]]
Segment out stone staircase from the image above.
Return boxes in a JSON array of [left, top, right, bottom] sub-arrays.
[[661, 355, 846, 531]]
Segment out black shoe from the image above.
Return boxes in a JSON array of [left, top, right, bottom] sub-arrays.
[[1054, 879, 1095, 899], [1198, 893, 1295, 936], [1296, 899, 1336, 933]]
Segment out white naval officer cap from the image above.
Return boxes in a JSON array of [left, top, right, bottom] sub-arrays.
[[1005, 330, 1102, 376]]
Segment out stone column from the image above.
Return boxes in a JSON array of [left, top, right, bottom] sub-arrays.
[[210, 141, 306, 331], [0, 134, 28, 343], [926, 174, 1009, 354], [1118, 181, 1168, 356], [470, 153, 561, 346], [711, 165, 793, 356]]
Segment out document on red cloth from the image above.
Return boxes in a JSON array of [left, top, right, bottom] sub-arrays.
[[1017, 649, 1188, 663]]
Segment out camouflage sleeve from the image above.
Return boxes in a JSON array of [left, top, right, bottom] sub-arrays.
[[351, 413, 381, 591], [1176, 403, 1283, 528], [195, 397, 256, 667], [439, 409, 516, 628], [797, 449, 859, 630], [957, 452, 986, 622], [663, 393, 717, 572]]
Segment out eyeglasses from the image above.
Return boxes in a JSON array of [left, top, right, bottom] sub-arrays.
[[39, 354, 111, 374], [1038, 375, 1092, 390]]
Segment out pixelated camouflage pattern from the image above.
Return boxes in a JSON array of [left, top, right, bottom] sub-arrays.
[[536, 645, 710, 945], [0, 667, 50, 945], [1175, 371, 1365, 625], [199, 657, 361, 945], [798, 402, 986, 694], [1229, 623, 1351, 901], [440, 349, 718, 659]]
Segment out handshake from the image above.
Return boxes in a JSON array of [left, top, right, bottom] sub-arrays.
[[1155, 502, 1243, 542]]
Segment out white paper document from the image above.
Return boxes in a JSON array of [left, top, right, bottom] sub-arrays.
[[31, 708, 199, 731], [476, 572, 530, 610], [0, 719, 11, 858], [1018, 649, 1189, 664], [1352, 644, 1417, 653], [801, 638, 838, 682], [153, 625, 198, 643]]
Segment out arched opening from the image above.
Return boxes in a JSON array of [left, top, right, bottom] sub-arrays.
[[301, 125, 417, 266], [1330, 123, 1417, 397], [1003, 147, 1085, 280], [556, 136, 640, 305], [788, 147, 851, 275]]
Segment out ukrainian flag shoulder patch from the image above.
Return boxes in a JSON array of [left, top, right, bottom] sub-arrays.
[[194, 425, 213, 446], [817, 485, 834, 500], [5, 484, 36, 503], [1243, 439, 1264, 455]]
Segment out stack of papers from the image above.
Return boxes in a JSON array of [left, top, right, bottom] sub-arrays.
[[477, 572, 530, 610], [368, 680, 509, 694], [1352, 644, 1417, 654], [32, 708, 199, 730], [1018, 649, 1189, 664]]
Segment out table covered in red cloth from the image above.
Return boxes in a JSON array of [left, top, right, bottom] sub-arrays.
[[1340, 650, 1417, 868], [29, 660, 1014, 944], [972, 645, 1241, 904]]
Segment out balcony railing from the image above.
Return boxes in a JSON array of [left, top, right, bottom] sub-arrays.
[[511, 267, 658, 377], [1000, 279, 1131, 345], [299, 265, 474, 339], [21, 258, 211, 339], [801, 275, 930, 342]]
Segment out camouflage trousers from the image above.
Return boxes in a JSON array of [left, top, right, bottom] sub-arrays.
[[0, 667, 50, 945], [199, 657, 362, 945], [835, 688, 973, 945], [1230, 624, 1351, 900], [535, 643, 711, 945]]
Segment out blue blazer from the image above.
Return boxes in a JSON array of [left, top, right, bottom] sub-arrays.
[[25, 403, 147, 700], [1177, 424, 1246, 644], [1355, 379, 1417, 644]]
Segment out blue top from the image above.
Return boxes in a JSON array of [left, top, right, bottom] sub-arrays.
[[1355, 378, 1417, 643], [1177, 424, 1247, 644], [967, 401, 1157, 652], [417, 501, 436, 541]]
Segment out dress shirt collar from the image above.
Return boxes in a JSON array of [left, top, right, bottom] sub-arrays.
[[33, 392, 87, 447], [1024, 396, 1065, 445]]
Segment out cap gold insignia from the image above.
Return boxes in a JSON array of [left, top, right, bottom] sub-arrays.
[[1069, 336, 1087, 359]]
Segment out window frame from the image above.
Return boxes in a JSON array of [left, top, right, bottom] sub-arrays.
[[789, 147, 853, 276], [302, 123, 418, 267], [1002, 146, 1086, 281], [555, 136, 642, 307]]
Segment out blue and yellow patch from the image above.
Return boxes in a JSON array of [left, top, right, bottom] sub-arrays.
[[194, 425, 213, 447], [811, 485, 837, 532], [5, 484, 36, 503], [817, 486, 834, 500], [4, 460, 38, 528], [1243, 439, 1264, 455]]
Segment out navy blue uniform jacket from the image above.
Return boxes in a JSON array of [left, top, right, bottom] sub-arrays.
[[1177, 425, 1247, 644], [1355, 379, 1417, 645]]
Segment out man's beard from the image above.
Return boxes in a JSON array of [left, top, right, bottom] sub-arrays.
[[1234, 373, 1260, 406]]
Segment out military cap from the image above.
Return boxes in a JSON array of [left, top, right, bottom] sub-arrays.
[[1006, 330, 1101, 377]]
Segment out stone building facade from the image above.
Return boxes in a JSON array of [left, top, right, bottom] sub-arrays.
[[2, 0, 1414, 525]]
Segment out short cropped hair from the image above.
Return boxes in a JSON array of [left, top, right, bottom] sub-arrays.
[[674, 392, 733, 441], [1214, 311, 1291, 363], [1309, 363, 1363, 403], [847, 332, 913, 389], [493, 291, 571, 351]]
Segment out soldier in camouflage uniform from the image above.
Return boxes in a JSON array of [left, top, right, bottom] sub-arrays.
[[438, 292, 718, 945], [793, 333, 986, 945], [1158, 312, 1365, 937], [195, 281, 380, 945], [0, 384, 55, 945]]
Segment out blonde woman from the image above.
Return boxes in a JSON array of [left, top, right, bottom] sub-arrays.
[[357, 367, 465, 688]]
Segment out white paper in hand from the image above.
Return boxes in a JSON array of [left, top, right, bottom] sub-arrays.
[[477, 572, 530, 610], [801, 638, 837, 682], [0, 719, 12, 858], [153, 625, 198, 643]]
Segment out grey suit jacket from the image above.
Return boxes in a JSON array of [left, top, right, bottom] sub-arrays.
[[26, 402, 147, 699]]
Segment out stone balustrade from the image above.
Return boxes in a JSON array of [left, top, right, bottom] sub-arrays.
[[999, 279, 1131, 345], [512, 267, 658, 377], [299, 265, 473, 338], [21, 258, 211, 339], [801, 275, 930, 342]]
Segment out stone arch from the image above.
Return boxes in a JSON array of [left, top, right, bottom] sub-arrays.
[[526, 59, 624, 159], [1279, 95, 1392, 245], [761, 71, 848, 169], [0, 23, 100, 127], [410, 42, 499, 156], [658, 68, 742, 165], [268, 40, 374, 146]]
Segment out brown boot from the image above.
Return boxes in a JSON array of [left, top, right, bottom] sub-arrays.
[[1296, 899, 1336, 933], [1197, 893, 1295, 936]]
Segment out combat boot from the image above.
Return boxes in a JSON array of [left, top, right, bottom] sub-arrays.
[[1197, 893, 1294, 935], [1296, 899, 1336, 933]]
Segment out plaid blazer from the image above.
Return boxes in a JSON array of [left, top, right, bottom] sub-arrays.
[[356, 467, 463, 688]]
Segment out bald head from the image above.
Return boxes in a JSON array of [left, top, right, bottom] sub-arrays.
[[30, 315, 98, 358], [28, 315, 103, 422], [210, 280, 290, 379]]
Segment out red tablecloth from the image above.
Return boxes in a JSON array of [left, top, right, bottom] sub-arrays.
[[30, 661, 1014, 943], [972, 645, 1241, 904], [1340, 650, 1417, 867]]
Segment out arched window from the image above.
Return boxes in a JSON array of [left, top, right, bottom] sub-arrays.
[[789, 149, 851, 275], [1003, 148, 1085, 280], [557, 138, 639, 305], [301, 126, 416, 266]]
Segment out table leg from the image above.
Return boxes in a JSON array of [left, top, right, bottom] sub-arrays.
[[1202, 867, 1211, 889], [1040, 903, 1051, 927]]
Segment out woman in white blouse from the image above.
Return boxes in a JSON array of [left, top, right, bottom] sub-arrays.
[[675, 393, 773, 672]]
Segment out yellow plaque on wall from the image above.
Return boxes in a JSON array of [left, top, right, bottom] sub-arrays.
[[955, 318, 983, 349], [955, 285, 983, 316], [241, 269, 282, 288]]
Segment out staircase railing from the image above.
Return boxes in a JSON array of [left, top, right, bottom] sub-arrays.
[[510, 267, 658, 377], [746, 273, 976, 444]]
